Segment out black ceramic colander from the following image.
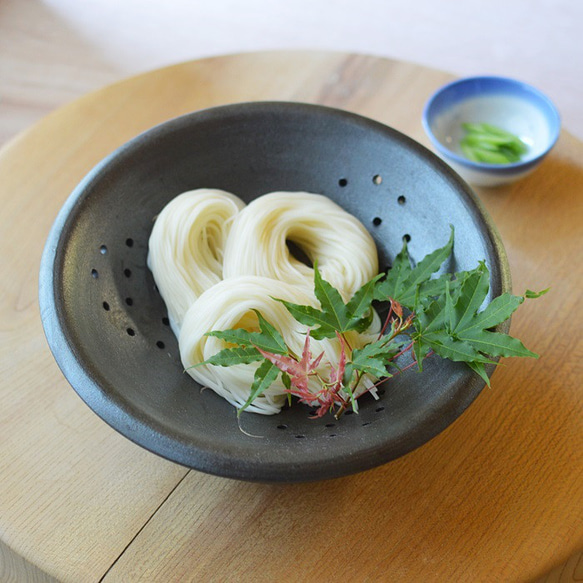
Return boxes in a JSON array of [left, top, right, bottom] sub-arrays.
[[39, 102, 510, 483]]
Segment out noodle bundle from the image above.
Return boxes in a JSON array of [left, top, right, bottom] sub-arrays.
[[180, 276, 352, 414], [148, 189, 381, 414], [222, 192, 379, 298], [147, 189, 245, 332]]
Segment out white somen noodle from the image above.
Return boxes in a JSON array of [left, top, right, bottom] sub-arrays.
[[223, 191, 378, 299], [147, 189, 245, 334], [148, 189, 380, 414], [180, 276, 358, 414]]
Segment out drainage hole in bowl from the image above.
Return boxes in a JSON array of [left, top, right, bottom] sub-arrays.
[[398, 195, 406, 205], [375, 406, 385, 413], [124, 268, 132, 278], [125, 297, 133, 306], [99, 245, 107, 255], [338, 178, 348, 187], [126, 328, 135, 337], [162, 316, 170, 326], [91, 269, 99, 278], [328, 434, 337, 438], [102, 301, 110, 311], [325, 423, 335, 428], [125, 238, 134, 248], [373, 174, 382, 185], [156, 340, 165, 349], [295, 434, 305, 439], [362, 421, 372, 427], [372, 217, 382, 227], [403, 234, 411, 243], [277, 424, 288, 430]]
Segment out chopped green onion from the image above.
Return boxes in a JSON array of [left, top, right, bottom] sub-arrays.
[[460, 122, 528, 165]]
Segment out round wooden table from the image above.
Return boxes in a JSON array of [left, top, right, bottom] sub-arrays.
[[1, 51, 581, 583]]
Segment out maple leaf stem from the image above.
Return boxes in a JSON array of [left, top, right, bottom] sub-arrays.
[[341, 333, 353, 353], [397, 359, 423, 374], [350, 370, 364, 394], [392, 341, 414, 361], [355, 374, 394, 395], [313, 372, 327, 384], [361, 348, 437, 398], [396, 349, 435, 377], [334, 400, 349, 419], [377, 302, 394, 339]]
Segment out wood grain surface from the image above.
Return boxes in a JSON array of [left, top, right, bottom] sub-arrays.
[[0, 51, 581, 583]]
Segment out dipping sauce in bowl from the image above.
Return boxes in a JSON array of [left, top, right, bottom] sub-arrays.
[[423, 76, 560, 186]]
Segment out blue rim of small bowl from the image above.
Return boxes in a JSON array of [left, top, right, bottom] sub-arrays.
[[422, 75, 561, 174]]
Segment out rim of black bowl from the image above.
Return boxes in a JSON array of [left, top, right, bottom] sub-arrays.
[[39, 101, 512, 482], [422, 75, 561, 173]]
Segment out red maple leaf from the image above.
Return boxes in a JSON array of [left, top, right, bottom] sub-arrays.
[[256, 330, 324, 397], [391, 298, 403, 319], [328, 331, 347, 391], [311, 332, 348, 418]]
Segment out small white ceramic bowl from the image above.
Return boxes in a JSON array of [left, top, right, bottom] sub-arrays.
[[423, 76, 560, 187]]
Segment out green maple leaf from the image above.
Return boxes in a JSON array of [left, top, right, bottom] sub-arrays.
[[191, 224, 548, 418], [525, 288, 550, 299], [345, 338, 401, 380], [275, 264, 383, 340], [238, 359, 280, 416], [414, 271, 464, 311], [197, 309, 288, 368], [414, 262, 539, 384], [194, 346, 264, 367], [375, 226, 454, 309], [206, 309, 287, 352]]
